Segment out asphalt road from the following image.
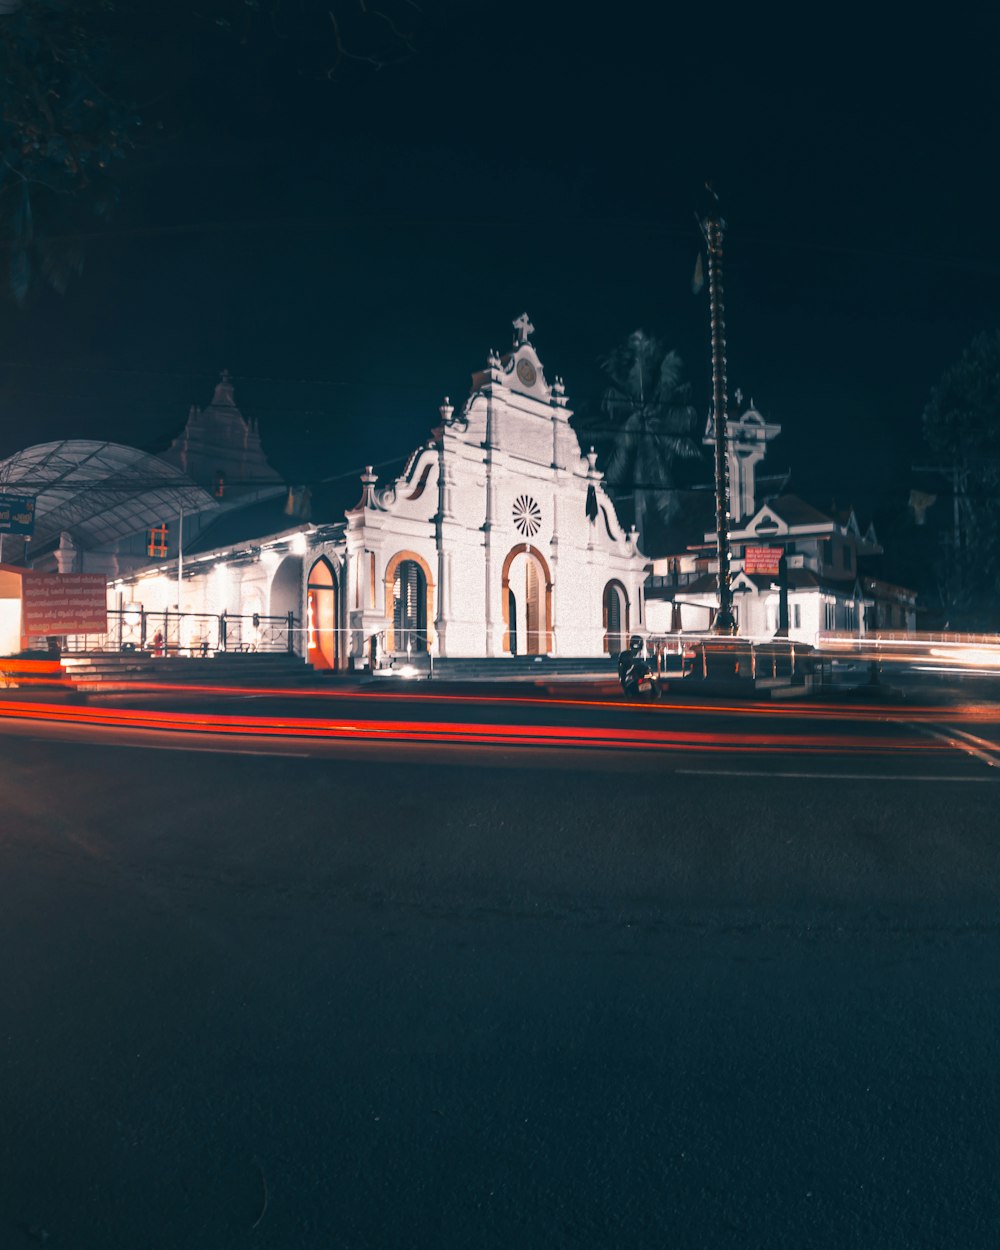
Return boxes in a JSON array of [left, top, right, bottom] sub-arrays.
[[2, 681, 1000, 1248]]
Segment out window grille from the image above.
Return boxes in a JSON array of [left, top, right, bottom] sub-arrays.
[[147, 523, 168, 558], [605, 584, 623, 653], [393, 560, 426, 652]]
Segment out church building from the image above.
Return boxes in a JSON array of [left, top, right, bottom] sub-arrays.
[[117, 314, 650, 665], [1, 313, 915, 661]]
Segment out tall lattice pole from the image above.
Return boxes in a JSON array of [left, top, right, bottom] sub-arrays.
[[701, 191, 737, 634]]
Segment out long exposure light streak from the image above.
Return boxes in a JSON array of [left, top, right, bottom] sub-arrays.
[[0, 697, 966, 757], [4, 671, 1000, 728]]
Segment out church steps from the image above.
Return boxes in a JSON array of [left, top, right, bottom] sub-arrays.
[[60, 652, 317, 690], [426, 656, 618, 682]]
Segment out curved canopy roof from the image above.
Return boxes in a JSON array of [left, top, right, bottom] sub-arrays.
[[0, 440, 217, 549]]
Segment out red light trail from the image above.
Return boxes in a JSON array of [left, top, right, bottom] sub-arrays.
[[5, 667, 1000, 725], [0, 696, 965, 757]]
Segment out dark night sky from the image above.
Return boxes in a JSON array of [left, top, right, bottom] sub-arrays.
[[1, 2, 998, 523]]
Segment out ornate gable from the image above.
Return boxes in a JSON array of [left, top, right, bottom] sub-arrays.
[[744, 505, 787, 538], [451, 313, 575, 469], [467, 312, 565, 404]]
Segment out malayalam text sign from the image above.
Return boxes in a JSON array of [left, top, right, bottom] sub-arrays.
[[744, 546, 783, 576], [0, 494, 35, 536], [21, 573, 108, 636]]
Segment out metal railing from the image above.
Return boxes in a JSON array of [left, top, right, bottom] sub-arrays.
[[61, 608, 298, 656], [643, 632, 804, 681]]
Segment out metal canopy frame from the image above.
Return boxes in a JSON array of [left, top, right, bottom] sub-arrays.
[[0, 440, 217, 549]]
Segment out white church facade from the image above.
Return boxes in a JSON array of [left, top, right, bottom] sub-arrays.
[[118, 315, 650, 666]]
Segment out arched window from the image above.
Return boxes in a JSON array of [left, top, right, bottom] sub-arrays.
[[603, 581, 629, 654], [393, 559, 427, 653]]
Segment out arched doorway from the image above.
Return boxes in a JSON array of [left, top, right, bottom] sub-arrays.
[[393, 559, 427, 653], [502, 546, 552, 655], [269, 553, 303, 655], [306, 557, 338, 670], [603, 580, 629, 654]]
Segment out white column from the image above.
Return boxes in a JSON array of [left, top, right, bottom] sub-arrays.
[[483, 398, 495, 654], [548, 487, 559, 655]]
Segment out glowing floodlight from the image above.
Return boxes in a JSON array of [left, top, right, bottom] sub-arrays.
[[929, 646, 1000, 668]]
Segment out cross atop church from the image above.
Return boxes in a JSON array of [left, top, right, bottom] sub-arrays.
[[213, 367, 237, 406], [512, 312, 534, 345]]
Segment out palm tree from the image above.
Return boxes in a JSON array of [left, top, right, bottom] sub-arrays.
[[599, 330, 701, 550]]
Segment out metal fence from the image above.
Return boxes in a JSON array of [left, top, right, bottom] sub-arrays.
[[62, 608, 298, 656], [644, 632, 804, 681]]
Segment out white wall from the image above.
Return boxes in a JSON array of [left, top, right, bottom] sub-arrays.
[[340, 358, 649, 659], [0, 599, 21, 655]]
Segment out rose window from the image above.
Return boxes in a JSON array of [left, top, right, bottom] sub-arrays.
[[512, 495, 541, 538]]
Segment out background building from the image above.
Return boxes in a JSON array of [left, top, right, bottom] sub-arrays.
[[645, 405, 917, 641]]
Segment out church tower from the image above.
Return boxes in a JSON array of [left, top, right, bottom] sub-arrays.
[[159, 371, 283, 502], [704, 397, 781, 523]]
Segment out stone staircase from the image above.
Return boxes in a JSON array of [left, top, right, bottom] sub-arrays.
[[60, 651, 322, 692], [415, 655, 619, 683]]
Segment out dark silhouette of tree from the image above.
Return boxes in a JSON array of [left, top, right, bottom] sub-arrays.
[[0, 0, 428, 303], [222, 0, 423, 76], [0, 0, 135, 303], [922, 328, 1000, 627], [598, 329, 701, 551]]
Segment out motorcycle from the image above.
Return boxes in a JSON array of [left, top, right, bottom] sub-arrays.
[[618, 640, 659, 700]]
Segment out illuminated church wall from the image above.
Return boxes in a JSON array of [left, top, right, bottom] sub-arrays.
[[114, 317, 649, 664], [305, 317, 649, 661]]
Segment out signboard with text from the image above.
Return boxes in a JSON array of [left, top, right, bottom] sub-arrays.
[[744, 546, 783, 576], [21, 573, 108, 637], [0, 494, 35, 536]]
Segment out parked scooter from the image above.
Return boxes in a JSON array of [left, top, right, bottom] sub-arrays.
[[618, 636, 659, 700]]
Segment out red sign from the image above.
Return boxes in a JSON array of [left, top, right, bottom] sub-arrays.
[[744, 546, 783, 576], [21, 573, 108, 637]]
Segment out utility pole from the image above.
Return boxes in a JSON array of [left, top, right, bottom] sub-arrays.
[[913, 462, 964, 620], [950, 463, 963, 613], [699, 186, 736, 634]]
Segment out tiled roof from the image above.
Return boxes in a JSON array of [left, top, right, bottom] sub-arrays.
[[758, 495, 834, 528], [652, 567, 867, 599], [184, 478, 353, 556]]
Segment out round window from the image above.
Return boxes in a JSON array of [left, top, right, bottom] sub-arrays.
[[513, 495, 541, 538]]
